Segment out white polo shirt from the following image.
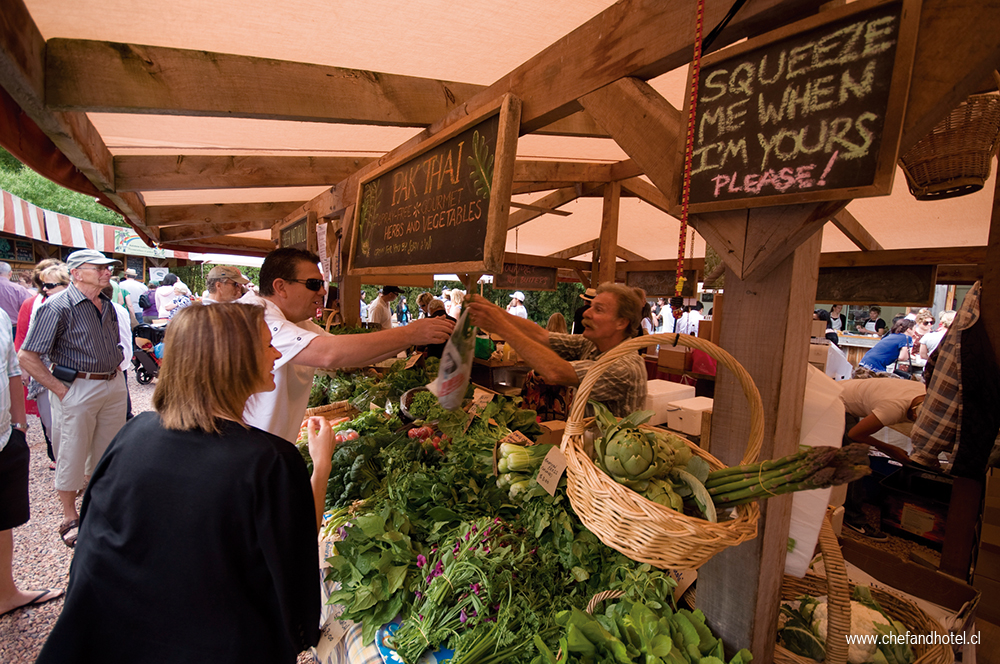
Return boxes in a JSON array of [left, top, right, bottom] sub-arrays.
[[242, 295, 330, 442]]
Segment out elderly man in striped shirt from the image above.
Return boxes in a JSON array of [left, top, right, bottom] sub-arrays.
[[18, 250, 128, 549]]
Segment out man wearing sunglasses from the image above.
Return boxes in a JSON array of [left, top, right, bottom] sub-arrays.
[[242, 248, 455, 442], [202, 265, 249, 304]]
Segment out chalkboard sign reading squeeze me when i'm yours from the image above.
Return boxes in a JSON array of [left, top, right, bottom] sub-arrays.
[[350, 96, 521, 276], [683, 0, 919, 212]]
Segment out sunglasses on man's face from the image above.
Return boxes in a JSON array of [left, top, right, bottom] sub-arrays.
[[286, 278, 325, 292]]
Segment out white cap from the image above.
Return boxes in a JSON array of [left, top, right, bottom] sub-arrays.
[[510, 291, 525, 301]]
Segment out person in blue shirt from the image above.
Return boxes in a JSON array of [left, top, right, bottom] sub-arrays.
[[855, 319, 916, 377]]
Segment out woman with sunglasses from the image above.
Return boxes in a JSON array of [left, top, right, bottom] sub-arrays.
[[14, 262, 69, 469], [37, 303, 334, 663]]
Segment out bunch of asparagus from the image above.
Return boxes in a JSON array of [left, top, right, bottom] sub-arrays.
[[706, 443, 871, 508]]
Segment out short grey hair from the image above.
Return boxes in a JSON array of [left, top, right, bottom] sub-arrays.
[[0, 262, 11, 276], [596, 283, 644, 337]]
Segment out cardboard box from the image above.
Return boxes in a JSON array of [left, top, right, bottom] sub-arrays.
[[975, 542, 1000, 582], [879, 468, 953, 548], [645, 379, 696, 427], [842, 538, 979, 641], [982, 495, 1000, 550], [657, 346, 692, 373], [535, 420, 567, 446], [665, 396, 713, 436], [808, 342, 828, 367], [974, 575, 1000, 625], [811, 319, 828, 338]]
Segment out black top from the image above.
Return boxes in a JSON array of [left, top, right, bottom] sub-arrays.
[[572, 303, 589, 334], [37, 412, 320, 664]]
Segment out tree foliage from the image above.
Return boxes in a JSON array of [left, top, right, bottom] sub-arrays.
[[0, 148, 128, 228]]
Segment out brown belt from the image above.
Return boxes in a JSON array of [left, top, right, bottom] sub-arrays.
[[76, 369, 119, 381]]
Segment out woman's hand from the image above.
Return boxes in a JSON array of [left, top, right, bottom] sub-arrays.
[[306, 416, 334, 474]]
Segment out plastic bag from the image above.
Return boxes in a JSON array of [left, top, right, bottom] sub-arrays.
[[427, 308, 477, 410]]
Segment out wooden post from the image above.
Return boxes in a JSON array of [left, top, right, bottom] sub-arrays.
[[597, 182, 620, 286], [697, 226, 822, 661], [342, 274, 362, 326]]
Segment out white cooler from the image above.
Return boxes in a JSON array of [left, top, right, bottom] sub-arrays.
[[644, 379, 696, 426]]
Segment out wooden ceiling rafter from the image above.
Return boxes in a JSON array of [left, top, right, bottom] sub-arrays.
[[548, 238, 599, 260], [145, 201, 302, 228], [44, 38, 607, 137]]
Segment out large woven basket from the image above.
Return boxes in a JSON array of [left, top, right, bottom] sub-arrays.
[[560, 332, 764, 570], [899, 90, 1000, 200], [777, 517, 953, 664]]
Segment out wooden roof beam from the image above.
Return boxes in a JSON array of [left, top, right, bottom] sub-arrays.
[[512, 160, 613, 183], [616, 246, 649, 262], [0, 0, 152, 239], [507, 185, 585, 230], [548, 239, 598, 260], [145, 201, 302, 229], [43, 38, 605, 137], [279, 0, 827, 227], [829, 209, 884, 251], [157, 220, 279, 243], [114, 155, 376, 191]]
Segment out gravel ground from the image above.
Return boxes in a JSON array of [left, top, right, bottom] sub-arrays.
[[0, 371, 319, 664], [0, 370, 155, 663]]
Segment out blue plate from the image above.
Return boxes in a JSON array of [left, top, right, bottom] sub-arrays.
[[375, 620, 455, 664]]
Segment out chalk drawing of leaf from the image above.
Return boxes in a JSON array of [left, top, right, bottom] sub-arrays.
[[467, 130, 494, 201]]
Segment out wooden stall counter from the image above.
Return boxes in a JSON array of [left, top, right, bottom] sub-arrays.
[[837, 332, 881, 367]]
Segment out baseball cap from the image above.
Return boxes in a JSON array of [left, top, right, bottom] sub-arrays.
[[580, 288, 597, 302], [510, 291, 525, 301], [382, 285, 402, 295], [67, 249, 121, 270], [207, 265, 249, 284]]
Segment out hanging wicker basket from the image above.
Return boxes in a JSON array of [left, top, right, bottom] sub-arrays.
[[899, 91, 1000, 201], [560, 332, 764, 570], [777, 516, 953, 664]]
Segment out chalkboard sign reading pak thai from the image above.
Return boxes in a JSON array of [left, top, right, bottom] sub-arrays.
[[494, 263, 557, 292], [683, 0, 919, 213], [350, 96, 521, 276]]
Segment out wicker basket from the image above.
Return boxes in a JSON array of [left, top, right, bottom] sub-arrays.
[[777, 517, 954, 664], [560, 332, 764, 570], [304, 399, 358, 419], [899, 91, 1000, 200]]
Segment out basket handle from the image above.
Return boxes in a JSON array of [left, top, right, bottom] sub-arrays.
[[817, 513, 850, 664], [563, 333, 764, 467]]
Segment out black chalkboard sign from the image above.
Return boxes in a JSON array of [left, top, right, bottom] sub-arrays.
[[349, 96, 521, 276], [625, 270, 697, 297], [494, 263, 557, 291], [278, 212, 317, 252], [817, 264, 935, 306], [682, 0, 919, 213]]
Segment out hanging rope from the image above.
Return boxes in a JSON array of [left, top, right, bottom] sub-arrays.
[[674, 0, 708, 319]]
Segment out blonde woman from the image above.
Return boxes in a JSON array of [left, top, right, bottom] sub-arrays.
[[447, 289, 465, 318], [37, 304, 334, 663], [546, 312, 567, 334]]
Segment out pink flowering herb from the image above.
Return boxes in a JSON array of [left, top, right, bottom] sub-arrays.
[[416, 554, 427, 568]]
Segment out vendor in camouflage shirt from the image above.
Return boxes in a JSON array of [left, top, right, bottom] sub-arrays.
[[465, 283, 646, 417]]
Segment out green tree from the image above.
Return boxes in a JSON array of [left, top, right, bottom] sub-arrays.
[[0, 148, 128, 228]]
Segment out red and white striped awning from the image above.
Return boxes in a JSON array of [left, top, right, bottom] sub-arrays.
[[1, 190, 46, 240], [1, 189, 190, 259]]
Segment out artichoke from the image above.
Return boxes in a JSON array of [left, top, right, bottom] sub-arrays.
[[590, 401, 664, 483]]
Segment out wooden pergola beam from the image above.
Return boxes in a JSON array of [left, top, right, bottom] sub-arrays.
[[579, 78, 683, 208], [43, 38, 605, 138], [0, 0, 151, 238], [829, 209, 884, 251], [145, 201, 302, 229], [548, 238, 598, 260], [819, 246, 986, 267], [507, 186, 583, 230], [157, 220, 279, 243], [616, 246, 648, 262], [114, 155, 376, 191], [502, 252, 590, 271], [512, 160, 613, 183], [620, 177, 676, 216]]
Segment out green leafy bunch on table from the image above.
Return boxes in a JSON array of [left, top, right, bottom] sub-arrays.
[[305, 360, 761, 663]]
